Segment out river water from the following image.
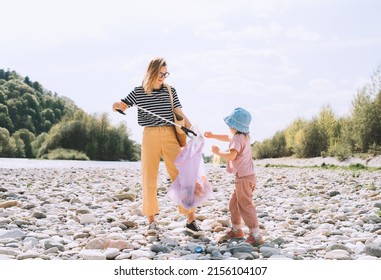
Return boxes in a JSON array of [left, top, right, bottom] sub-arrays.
[[0, 158, 218, 170], [0, 158, 143, 169]]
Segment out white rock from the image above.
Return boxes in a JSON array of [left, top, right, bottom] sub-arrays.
[[79, 249, 106, 260], [79, 214, 97, 224]]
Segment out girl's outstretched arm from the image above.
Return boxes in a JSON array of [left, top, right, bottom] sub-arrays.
[[211, 145, 238, 161], [204, 131, 231, 142]]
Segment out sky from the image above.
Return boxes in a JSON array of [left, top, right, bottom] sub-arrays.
[[1, 0, 381, 155]]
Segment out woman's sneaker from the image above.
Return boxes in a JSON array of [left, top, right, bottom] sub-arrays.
[[146, 221, 160, 236], [245, 233, 264, 246], [185, 220, 204, 236]]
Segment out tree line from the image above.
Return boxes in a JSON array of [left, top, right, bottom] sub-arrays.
[[0, 69, 140, 161], [253, 64, 381, 160]]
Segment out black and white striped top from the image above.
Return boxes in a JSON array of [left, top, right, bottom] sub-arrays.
[[123, 84, 182, 127]]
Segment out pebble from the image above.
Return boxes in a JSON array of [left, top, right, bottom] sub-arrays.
[[0, 158, 380, 260]]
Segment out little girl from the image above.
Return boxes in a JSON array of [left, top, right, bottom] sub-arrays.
[[204, 107, 263, 245]]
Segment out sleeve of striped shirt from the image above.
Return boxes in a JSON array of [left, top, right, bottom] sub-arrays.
[[171, 87, 182, 109], [123, 89, 137, 106]]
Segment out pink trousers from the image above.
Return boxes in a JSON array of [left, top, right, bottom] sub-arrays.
[[229, 174, 259, 229]]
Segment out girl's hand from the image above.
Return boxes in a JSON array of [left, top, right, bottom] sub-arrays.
[[211, 145, 220, 155], [204, 131, 213, 138], [112, 101, 128, 112], [194, 183, 203, 196]]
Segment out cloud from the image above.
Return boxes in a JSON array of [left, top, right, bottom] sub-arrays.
[[285, 26, 322, 41], [181, 45, 297, 80], [195, 20, 322, 43], [309, 78, 333, 89]]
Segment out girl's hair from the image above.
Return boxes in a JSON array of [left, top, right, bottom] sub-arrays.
[[236, 131, 251, 141], [142, 57, 167, 94]]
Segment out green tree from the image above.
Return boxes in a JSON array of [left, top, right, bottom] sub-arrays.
[[1, 68, 140, 161], [9, 134, 25, 158], [252, 130, 290, 159], [32, 132, 48, 158], [317, 105, 339, 152], [0, 104, 15, 132], [284, 118, 307, 154], [13, 129, 36, 158], [350, 89, 378, 152], [297, 119, 326, 158], [0, 127, 11, 156], [0, 127, 21, 157], [371, 87, 381, 148], [0, 69, 5, 80]]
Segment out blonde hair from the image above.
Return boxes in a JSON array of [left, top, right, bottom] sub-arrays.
[[142, 57, 167, 94]]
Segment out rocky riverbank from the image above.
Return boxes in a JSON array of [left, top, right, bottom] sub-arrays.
[[1, 158, 381, 260]]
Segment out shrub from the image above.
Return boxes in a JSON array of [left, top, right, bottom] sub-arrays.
[[328, 141, 352, 161], [252, 131, 290, 159], [368, 143, 381, 156], [43, 148, 89, 160], [349, 163, 366, 170]]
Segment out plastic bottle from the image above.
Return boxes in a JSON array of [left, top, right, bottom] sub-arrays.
[[195, 246, 203, 253]]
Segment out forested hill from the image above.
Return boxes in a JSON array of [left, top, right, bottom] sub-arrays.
[[0, 69, 140, 161]]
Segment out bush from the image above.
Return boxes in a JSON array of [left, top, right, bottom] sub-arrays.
[[252, 131, 290, 159], [368, 143, 381, 156], [349, 163, 366, 170], [328, 141, 352, 162], [42, 148, 89, 160]]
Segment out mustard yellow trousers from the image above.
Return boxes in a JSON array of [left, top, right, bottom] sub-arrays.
[[141, 126, 193, 216]]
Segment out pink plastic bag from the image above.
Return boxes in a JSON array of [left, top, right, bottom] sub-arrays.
[[167, 134, 215, 210]]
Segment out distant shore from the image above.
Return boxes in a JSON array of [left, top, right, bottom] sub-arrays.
[[255, 155, 381, 168]]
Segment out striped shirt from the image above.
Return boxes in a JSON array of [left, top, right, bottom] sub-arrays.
[[123, 84, 182, 127]]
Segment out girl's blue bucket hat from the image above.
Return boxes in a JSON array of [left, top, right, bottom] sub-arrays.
[[223, 107, 251, 133]]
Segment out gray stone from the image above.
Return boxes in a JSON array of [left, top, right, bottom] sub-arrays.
[[328, 191, 340, 197], [151, 244, 171, 253], [0, 247, 20, 256], [364, 239, 381, 257], [44, 240, 65, 251], [0, 218, 12, 226], [31, 211, 47, 219], [16, 251, 41, 260], [327, 244, 352, 253], [228, 243, 256, 254], [324, 249, 351, 260], [0, 229, 26, 240], [233, 252, 255, 260], [259, 246, 281, 258], [373, 202, 381, 209]]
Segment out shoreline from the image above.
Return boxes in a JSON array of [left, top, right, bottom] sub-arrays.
[[255, 155, 381, 168], [1, 155, 381, 169]]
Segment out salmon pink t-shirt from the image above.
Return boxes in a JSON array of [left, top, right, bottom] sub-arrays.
[[226, 134, 254, 177]]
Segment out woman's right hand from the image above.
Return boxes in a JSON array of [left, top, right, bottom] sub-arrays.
[[112, 101, 128, 113]]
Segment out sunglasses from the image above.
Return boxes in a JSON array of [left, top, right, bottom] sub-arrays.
[[159, 72, 170, 78]]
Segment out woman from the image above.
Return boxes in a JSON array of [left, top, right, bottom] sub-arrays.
[[112, 57, 202, 236]]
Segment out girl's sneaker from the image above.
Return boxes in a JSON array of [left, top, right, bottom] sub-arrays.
[[225, 228, 244, 238], [218, 228, 244, 243], [246, 233, 264, 246]]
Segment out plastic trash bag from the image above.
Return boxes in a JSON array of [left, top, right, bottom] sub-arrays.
[[167, 134, 215, 210]]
